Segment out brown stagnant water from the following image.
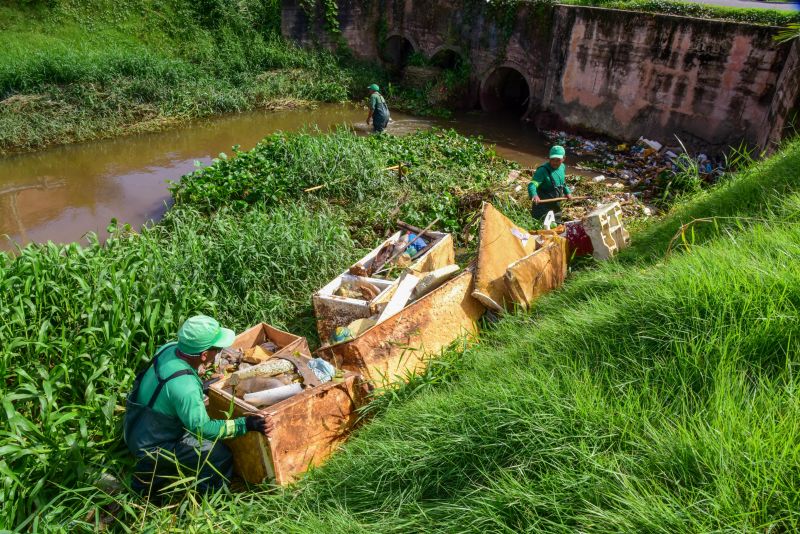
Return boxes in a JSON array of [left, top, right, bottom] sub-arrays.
[[0, 103, 568, 253]]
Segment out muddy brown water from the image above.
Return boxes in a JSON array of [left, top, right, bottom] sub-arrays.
[[0, 103, 570, 253]]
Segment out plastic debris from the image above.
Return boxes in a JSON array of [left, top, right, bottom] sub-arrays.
[[543, 211, 556, 229], [308, 358, 336, 383], [638, 137, 663, 151], [244, 383, 303, 407], [541, 129, 730, 213]]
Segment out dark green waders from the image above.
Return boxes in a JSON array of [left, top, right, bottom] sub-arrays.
[[373, 96, 390, 133], [531, 187, 565, 221], [123, 343, 234, 496]]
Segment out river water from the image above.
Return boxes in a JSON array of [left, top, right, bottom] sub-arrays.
[[0, 103, 560, 252]]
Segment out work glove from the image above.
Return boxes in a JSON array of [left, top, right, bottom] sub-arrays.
[[245, 415, 267, 434]]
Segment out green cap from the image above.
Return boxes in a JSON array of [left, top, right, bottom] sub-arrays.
[[549, 145, 566, 159], [367, 84, 380, 92], [177, 315, 235, 356]]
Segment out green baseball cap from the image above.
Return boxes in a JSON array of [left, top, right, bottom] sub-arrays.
[[549, 145, 566, 159], [177, 315, 235, 356], [367, 84, 380, 92]]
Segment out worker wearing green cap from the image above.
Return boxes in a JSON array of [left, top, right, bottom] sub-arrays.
[[366, 84, 390, 133], [528, 145, 573, 221], [124, 315, 273, 496]]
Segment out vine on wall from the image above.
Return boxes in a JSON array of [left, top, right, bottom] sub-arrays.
[[299, 0, 341, 34]]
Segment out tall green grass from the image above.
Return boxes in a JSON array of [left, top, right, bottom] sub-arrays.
[[3, 133, 799, 530], [0, 129, 512, 528], [0, 202, 360, 527], [0, 0, 381, 153]]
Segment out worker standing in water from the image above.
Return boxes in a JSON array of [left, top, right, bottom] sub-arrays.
[[366, 84, 390, 133], [124, 315, 273, 497], [529, 145, 573, 222]]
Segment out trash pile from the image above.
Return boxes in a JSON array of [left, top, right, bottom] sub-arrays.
[[314, 222, 459, 346], [216, 344, 336, 408], [206, 204, 631, 486], [541, 130, 727, 217], [347, 230, 430, 280]]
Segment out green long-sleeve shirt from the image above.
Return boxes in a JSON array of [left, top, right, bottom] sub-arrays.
[[138, 344, 247, 440], [527, 162, 571, 198]]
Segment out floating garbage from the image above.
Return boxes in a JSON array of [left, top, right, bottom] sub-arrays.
[[541, 129, 729, 210]]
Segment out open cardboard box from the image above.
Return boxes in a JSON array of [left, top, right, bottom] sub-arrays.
[[473, 203, 568, 312], [316, 265, 485, 387], [313, 227, 455, 342], [206, 323, 369, 484]]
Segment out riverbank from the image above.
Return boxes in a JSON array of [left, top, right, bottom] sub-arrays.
[[0, 0, 383, 154], [2, 0, 798, 155], [2, 125, 798, 530]]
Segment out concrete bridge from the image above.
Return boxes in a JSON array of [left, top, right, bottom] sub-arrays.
[[282, 0, 799, 151]]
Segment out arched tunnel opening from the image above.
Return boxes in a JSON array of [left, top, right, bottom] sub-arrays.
[[381, 35, 415, 78], [480, 67, 531, 117], [430, 49, 462, 70]]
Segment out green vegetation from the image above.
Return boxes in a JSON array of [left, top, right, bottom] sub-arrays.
[[0, 0, 382, 154], [561, 0, 800, 25], [172, 128, 513, 235], [2, 126, 799, 530], [0, 129, 516, 528], [776, 22, 800, 42]]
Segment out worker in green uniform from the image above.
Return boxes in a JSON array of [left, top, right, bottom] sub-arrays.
[[124, 315, 273, 496], [528, 145, 573, 222], [366, 84, 390, 133]]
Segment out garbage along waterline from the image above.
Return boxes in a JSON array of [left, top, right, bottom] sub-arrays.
[[243, 382, 303, 407], [0, 105, 590, 253]]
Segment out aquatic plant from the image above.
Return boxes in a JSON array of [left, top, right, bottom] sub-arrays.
[[172, 128, 515, 235]]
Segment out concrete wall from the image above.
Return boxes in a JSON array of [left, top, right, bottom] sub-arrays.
[[282, 0, 798, 151], [757, 39, 800, 150]]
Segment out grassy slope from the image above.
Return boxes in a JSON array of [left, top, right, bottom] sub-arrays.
[[110, 138, 800, 532]]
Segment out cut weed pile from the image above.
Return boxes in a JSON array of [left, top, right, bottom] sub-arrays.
[[1, 133, 798, 531]]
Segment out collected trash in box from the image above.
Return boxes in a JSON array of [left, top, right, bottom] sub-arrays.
[[473, 202, 568, 312], [313, 220, 455, 343], [316, 265, 485, 386], [206, 322, 368, 485]]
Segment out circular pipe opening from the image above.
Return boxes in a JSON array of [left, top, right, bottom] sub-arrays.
[[381, 35, 415, 77], [430, 49, 462, 70], [480, 67, 531, 117]]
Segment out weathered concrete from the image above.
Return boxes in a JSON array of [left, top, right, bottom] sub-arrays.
[[282, 0, 798, 150], [757, 39, 800, 151]]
